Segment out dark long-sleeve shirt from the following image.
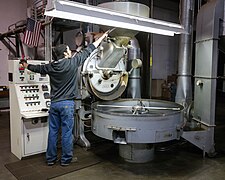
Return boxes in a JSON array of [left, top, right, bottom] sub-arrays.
[[28, 44, 96, 102]]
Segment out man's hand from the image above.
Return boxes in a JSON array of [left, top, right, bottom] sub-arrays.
[[19, 59, 28, 68], [92, 31, 109, 48]]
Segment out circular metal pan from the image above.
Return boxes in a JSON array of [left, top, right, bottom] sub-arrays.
[[92, 98, 184, 117], [91, 98, 184, 144]]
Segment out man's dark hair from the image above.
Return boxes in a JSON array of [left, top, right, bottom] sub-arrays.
[[53, 44, 67, 60]]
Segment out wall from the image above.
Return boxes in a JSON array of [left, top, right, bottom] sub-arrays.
[[152, 4, 179, 80], [0, 0, 27, 86]]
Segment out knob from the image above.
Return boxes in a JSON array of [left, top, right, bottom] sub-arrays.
[[196, 80, 203, 87]]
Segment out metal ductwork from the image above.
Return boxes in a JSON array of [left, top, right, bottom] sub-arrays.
[[175, 0, 195, 108], [127, 38, 142, 98]]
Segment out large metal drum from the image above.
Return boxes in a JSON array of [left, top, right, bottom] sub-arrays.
[[91, 99, 184, 163], [92, 99, 184, 144], [97, 2, 149, 38]]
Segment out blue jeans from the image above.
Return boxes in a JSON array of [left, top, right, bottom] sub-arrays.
[[46, 100, 75, 164]]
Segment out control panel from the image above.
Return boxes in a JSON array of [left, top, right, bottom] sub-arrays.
[[8, 60, 49, 84], [8, 60, 50, 159], [15, 84, 50, 118]]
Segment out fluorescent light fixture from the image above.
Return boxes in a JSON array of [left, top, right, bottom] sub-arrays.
[[45, 0, 185, 36]]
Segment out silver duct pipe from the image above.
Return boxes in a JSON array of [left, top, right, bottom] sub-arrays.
[[127, 38, 141, 98], [175, 0, 195, 108]]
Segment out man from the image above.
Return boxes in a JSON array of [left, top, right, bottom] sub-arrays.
[[20, 31, 109, 166]]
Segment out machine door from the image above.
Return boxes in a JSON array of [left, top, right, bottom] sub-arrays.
[[23, 118, 48, 156]]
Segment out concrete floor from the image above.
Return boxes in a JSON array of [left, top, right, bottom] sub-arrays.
[[1, 98, 225, 180]]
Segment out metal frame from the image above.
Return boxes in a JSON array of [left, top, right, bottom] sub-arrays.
[[182, 0, 224, 157]]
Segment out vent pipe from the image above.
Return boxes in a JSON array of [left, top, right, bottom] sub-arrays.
[[175, 0, 195, 108]]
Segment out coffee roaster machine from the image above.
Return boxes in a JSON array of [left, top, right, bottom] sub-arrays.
[[48, 1, 185, 163]]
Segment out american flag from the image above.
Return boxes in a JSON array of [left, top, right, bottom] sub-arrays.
[[23, 18, 41, 47]]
